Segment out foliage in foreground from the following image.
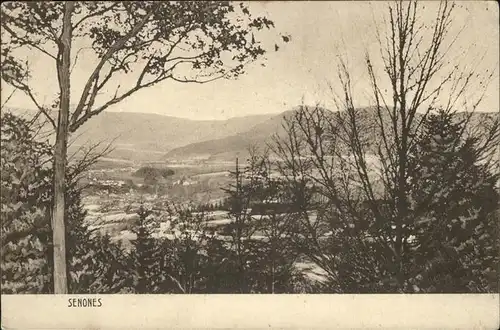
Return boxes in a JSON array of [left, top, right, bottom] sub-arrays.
[[1, 112, 130, 293], [273, 107, 499, 293], [2, 109, 498, 294]]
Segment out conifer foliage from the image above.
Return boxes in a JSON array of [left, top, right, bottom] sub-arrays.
[[1, 112, 131, 293], [1, 113, 52, 293], [131, 205, 162, 293], [409, 110, 499, 292]]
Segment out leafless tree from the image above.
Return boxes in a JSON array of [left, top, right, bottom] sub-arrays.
[[272, 1, 499, 292]]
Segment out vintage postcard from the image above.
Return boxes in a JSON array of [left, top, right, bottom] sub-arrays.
[[1, 1, 499, 329]]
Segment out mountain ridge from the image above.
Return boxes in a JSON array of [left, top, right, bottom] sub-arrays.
[[165, 107, 500, 161], [3, 107, 277, 161], [4, 106, 497, 163]]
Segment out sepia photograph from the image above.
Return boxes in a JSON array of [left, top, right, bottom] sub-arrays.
[[1, 0, 499, 328]]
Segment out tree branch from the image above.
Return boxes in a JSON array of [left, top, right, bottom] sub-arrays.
[[1, 22, 57, 60], [73, 3, 120, 30], [8, 78, 57, 129], [70, 5, 158, 129]]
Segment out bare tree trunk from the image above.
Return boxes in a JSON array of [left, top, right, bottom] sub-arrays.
[[52, 1, 73, 294]]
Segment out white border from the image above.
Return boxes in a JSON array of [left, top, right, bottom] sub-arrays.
[[2, 294, 499, 329]]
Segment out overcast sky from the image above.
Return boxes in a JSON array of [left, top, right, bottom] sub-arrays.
[[3, 1, 499, 120]]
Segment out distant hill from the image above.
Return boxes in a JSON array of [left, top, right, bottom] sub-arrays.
[[166, 107, 500, 161], [165, 110, 297, 161], [4, 106, 497, 163], [2, 108, 275, 162], [73, 112, 277, 160]]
